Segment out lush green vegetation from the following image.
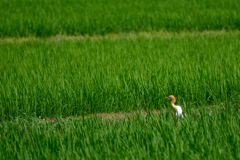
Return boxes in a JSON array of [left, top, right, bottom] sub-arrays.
[[1, 0, 240, 158], [1, 109, 239, 159], [0, 0, 240, 37], [1, 33, 240, 120]]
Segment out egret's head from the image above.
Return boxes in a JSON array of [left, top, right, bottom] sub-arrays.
[[164, 95, 176, 103], [164, 95, 176, 106], [164, 95, 173, 100]]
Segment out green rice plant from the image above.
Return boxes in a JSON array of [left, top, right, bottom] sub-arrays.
[[0, 33, 240, 120], [0, 0, 240, 37], [0, 109, 239, 159]]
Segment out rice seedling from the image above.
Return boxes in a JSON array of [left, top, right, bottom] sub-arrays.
[[0, 0, 239, 37], [0, 33, 239, 120], [0, 108, 239, 159]]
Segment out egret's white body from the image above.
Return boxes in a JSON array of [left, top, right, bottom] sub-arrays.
[[164, 95, 184, 118], [172, 105, 183, 118]]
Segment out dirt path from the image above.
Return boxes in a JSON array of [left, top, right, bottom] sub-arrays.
[[1, 30, 239, 44], [40, 110, 163, 122], [39, 106, 219, 122]]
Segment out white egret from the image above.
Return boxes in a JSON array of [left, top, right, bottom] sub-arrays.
[[164, 95, 184, 118]]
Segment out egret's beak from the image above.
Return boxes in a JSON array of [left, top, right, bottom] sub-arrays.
[[164, 97, 169, 99]]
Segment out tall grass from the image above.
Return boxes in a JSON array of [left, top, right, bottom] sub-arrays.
[[0, 0, 240, 37], [0, 34, 240, 120], [0, 109, 240, 159]]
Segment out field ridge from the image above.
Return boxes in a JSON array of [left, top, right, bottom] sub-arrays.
[[1, 30, 239, 44]]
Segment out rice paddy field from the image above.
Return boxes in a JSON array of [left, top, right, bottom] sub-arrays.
[[1, 32, 240, 119], [1, 110, 240, 159], [1, 0, 240, 159], [0, 0, 240, 37]]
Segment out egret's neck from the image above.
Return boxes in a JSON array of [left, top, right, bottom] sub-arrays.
[[171, 101, 176, 110]]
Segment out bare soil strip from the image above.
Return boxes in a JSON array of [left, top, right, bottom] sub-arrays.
[[1, 30, 239, 44], [38, 105, 220, 122], [40, 110, 163, 122]]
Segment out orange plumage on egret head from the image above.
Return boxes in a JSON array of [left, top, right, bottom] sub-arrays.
[[164, 95, 184, 118]]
